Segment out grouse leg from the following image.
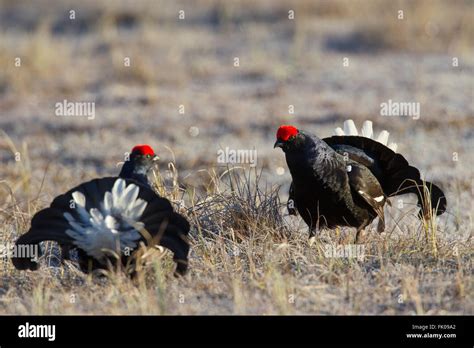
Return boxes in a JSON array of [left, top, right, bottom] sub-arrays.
[[354, 219, 370, 244], [355, 228, 364, 244], [308, 231, 318, 246], [60, 244, 71, 263], [308, 215, 320, 246]]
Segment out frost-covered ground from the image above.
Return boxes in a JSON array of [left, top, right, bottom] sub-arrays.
[[0, 0, 472, 314]]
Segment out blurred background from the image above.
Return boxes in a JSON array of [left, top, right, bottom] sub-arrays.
[[0, 0, 472, 216], [0, 0, 473, 315]]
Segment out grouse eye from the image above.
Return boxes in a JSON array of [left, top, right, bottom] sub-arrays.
[[146, 154, 151, 159]]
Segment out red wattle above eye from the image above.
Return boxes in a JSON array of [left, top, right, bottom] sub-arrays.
[[277, 125, 298, 141], [132, 144, 155, 156]]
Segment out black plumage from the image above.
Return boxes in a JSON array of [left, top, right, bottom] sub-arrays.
[[12, 145, 190, 275], [275, 121, 447, 242]]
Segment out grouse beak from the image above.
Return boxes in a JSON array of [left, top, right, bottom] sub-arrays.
[[153, 154, 160, 161], [274, 139, 284, 149]]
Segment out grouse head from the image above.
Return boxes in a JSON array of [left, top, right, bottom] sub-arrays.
[[274, 125, 307, 152], [119, 144, 159, 186], [130, 144, 159, 170]]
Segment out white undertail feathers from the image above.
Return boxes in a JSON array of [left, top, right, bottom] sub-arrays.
[[334, 119, 398, 152], [64, 179, 146, 261]]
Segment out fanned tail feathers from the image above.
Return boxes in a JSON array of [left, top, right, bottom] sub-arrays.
[[328, 119, 446, 218], [12, 177, 190, 275], [334, 119, 398, 152]]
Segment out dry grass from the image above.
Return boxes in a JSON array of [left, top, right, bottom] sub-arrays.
[[0, 0, 472, 315], [0, 154, 472, 315]]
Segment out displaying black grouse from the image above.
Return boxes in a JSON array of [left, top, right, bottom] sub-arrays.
[[12, 145, 190, 275], [274, 120, 447, 242]]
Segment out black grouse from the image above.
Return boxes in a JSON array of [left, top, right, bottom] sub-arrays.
[[12, 145, 190, 275], [274, 120, 447, 242]]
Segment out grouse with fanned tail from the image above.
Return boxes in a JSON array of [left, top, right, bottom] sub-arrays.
[[275, 120, 447, 242], [12, 145, 190, 275]]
